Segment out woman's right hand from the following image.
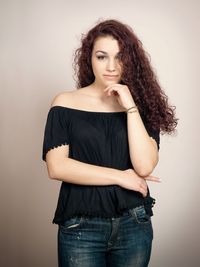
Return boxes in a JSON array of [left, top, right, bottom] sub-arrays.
[[118, 168, 161, 197]]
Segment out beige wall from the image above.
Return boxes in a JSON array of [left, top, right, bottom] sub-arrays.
[[1, 0, 199, 266]]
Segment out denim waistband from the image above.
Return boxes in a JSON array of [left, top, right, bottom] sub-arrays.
[[121, 205, 143, 216], [121, 201, 155, 217]]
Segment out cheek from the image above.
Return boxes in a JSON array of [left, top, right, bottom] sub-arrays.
[[118, 62, 123, 72], [91, 60, 97, 77], [91, 63, 98, 77], [92, 60, 103, 76]]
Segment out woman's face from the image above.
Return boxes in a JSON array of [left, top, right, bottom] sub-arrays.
[[91, 35, 122, 88]]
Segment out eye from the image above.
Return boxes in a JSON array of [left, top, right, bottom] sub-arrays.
[[96, 55, 106, 60]]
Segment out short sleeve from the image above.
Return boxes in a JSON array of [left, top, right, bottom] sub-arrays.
[[42, 106, 70, 161], [147, 127, 160, 150], [142, 117, 160, 150]]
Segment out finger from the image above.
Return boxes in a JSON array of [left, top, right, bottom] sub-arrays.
[[104, 84, 119, 91], [104, 87, 112, 94], [107, 89, 113, 96], [141, 188, 148, 197], [145, 176, 161, 182], [106, 88, 119, 96], [139, 182, 147, 197], [104, 85, 123, 94], [143, 191, 148, 198]]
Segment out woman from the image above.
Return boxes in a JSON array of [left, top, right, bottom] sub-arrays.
[[42, 19, 177, 267]]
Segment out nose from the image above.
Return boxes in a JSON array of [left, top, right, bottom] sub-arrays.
[[106, 59, 116, 72]]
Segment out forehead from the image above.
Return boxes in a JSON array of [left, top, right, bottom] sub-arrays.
[[93, 36, 120, 53]]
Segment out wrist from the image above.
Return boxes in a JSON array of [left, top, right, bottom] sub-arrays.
[[126, 105, 138, 114], [110, 169, 123, 186]]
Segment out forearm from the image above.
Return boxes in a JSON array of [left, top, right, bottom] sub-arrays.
[[48, 157, 123, 186], [127, 111, 159, 176]]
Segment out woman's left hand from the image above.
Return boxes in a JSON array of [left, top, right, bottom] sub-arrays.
[[104, 84, 136, 110]]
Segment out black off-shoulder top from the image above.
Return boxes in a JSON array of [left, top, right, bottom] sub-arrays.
[[42, 105, 160, 224]]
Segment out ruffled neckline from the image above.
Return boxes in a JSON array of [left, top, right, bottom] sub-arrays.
[[50, 105, 126, 114]]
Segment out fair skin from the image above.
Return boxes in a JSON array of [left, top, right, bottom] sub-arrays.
[[45, 35, 160, 197]]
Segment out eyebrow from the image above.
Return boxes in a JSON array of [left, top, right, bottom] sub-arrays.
[[95, 50, 120, 55], [95, 50, 107, 54]]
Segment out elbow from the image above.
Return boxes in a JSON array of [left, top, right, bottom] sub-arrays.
[[46, 157, 69, 180], [46, 156, 65, 180], [136, 167, 154, 177], [46, 165, 58, 180], [48, 170, 57, 180], [134, 159, 159, 177]]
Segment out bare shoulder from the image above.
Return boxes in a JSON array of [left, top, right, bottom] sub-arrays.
[[50, 90, 77, 108], [50, 87, 91, 109]]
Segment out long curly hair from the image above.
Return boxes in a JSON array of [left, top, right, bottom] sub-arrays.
[[73, 19, 178, 134]]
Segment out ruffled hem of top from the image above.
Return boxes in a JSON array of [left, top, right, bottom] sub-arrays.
[[52, 197, 156, 224], [42, 142, 69, 161]]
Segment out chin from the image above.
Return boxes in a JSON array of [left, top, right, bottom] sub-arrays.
[[104, 80, 119, 86]]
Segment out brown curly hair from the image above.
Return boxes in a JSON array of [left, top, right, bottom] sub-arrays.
[[73, 19, 178, 134]]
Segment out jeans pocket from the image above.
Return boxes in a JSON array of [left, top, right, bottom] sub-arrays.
[[133, 206, 151, 224], [59, 216, 85, 232]]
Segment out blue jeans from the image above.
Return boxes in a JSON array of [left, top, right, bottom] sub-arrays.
[[57, 205, 153, 267]]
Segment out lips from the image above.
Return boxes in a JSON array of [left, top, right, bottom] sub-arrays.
[[104, 75, 119, 79]]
